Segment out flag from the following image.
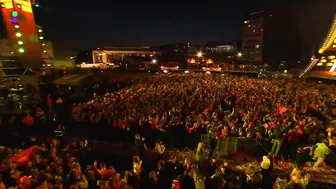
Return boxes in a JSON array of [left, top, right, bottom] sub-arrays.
[[11, 146, 38, 166]]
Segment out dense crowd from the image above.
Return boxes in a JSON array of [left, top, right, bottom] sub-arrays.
[[0, 73, 336, 188]]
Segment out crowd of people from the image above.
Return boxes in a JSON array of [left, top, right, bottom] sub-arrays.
[[0, 72, 336, 188]]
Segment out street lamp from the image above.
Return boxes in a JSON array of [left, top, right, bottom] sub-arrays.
[[237, 52, 242, 57], [197, 52, 202, 58], [152, 59, 157, 64]]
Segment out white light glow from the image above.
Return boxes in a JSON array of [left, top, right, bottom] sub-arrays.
[[18, 41, 23, 45], [329, 61, 336, 72], [39, 36, 44, 39], [14, 25, 19, 29], [163, 70, 168, 73], [16, 33, 21, 37], [38, 29, 42, 32], [18, 48, 24, 53], [152, 59, 157, 63]]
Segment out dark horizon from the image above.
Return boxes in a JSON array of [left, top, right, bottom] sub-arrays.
[[1, 0, 335, 57]]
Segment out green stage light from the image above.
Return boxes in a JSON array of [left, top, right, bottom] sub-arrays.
[[12, 11, 18, 17]]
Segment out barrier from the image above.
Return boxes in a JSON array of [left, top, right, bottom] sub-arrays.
[[201, 135, 259, 156]]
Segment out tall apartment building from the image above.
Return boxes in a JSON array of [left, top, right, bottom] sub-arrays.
[[242, 9, 301, 68]]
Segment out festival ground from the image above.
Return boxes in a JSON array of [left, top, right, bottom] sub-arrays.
[[73, 137, 336, 186]]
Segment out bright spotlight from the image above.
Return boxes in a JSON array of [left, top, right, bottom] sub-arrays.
[[237, 52, 242, 57], [152, 59, 157, 63], [197, 52, 202, 57]]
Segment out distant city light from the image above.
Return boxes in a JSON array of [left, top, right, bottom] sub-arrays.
[[237, 52, 243, 57], [284, 70, 288, 73], [43, 50, 47, 53], [12, 11, 18, 17], [197, 52, 202, 58], [18, 41, 23, 45], [14, 25, 19, 29], [16, 32, 21, 37], [163, 70, 168, 73], [185, 70, 189, 73], [152, 59, 157, 63], [12, 17, 18, 23], [18, 48, 24, 53], [35, 4, 39, 7]]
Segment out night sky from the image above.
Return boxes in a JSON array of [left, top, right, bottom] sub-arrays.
[[29, 0, 336, 56]]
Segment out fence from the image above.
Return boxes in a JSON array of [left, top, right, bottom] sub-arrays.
[[201, 135, 261, 157]]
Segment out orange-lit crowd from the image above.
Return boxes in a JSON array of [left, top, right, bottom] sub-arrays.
[[0, 73, 335, 188]]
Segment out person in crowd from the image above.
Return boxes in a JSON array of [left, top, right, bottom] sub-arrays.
[[244, 166, 262, 189], [260, 155, 272, 188], [155, 139, 165, 160], [271, 126, 284, 158], [272, 175, 288, 189], [147, 170, 159, 189], [195, 142, 205, 162], [132, 155, 142, 189], [312, 139, 330, 167], [207, 158, 218, 177]]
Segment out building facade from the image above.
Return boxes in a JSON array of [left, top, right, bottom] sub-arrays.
[[0, 0, 43, 68], [91, 47, 161, 64], [242, 9, 301, 68], [242, 11, 264, 63]]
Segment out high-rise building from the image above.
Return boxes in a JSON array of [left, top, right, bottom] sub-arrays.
[[242, 9, 301, 68], [0, 0, 43, 68], [242, 11, 264, 63]]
